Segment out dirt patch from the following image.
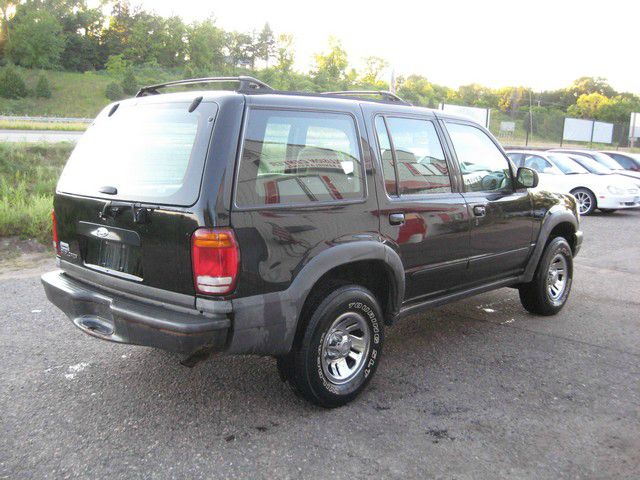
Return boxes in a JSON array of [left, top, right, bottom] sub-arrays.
[[0, 236, 54, 279]]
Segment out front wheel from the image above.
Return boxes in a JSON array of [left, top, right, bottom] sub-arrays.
[[519, 236, 573, 316], [277, 284, 384, 408], [571, 188, 596, 215]]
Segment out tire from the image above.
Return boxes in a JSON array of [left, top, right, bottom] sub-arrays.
[[277, 284, 384, 408], [599, 209, 617, 214], [571, 188, 596, 215], [518, 236, 573, 316]]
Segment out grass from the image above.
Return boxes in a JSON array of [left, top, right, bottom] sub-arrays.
[[0, 68, 114, 118], [0, 120, 88, 131], [0, 142, 73, 245]]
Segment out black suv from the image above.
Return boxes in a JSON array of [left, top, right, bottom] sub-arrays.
[[42, 76, 583, 407]]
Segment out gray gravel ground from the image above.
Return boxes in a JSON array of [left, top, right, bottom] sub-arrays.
[[1, 210, 639, 479]]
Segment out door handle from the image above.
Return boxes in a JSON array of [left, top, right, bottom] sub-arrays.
[[473, 205, 487, 217], [389, 213, 405, 225]]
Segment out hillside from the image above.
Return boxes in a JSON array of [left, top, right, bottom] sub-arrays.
[[0, 68, 114, 118]]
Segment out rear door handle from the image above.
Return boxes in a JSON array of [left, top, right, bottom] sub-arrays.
[[389, 213, 405, 225], [473, 205, 487, 217]]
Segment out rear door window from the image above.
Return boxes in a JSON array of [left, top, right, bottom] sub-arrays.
[[374, 116, 452, 196], [235, 109, 363, 207], [57, 101, 217, 206]]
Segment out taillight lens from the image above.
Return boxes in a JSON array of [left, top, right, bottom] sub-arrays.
[[191, 228, 240, 295], [51, 209, 60, 254]]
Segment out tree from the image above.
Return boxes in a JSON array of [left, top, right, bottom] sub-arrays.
[[566, 77, 616, 100], [274, 33, 294, 72], [186, 19, 226, 74], [35, 73, 52, 98], [0, 0, 17, 56], [226, 31, 255, 69], [0, 65, 27, 98], [360, 56, 388, 87], [5, 7, 64, 68], [567, 92, 611, 119], [313, 37, 349, 90], [396, 75, 447, 108], [497, 86, 529, 115], [121, 68, 138, 95], [105, 82, 124, 101], [255, 22, 275, 68]]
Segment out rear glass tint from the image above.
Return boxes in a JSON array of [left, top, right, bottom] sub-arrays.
[[235, 109, 363, 207], [57, 101, 217, 206]]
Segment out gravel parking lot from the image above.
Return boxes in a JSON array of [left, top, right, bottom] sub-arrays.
[[2, 210, 639, 479]]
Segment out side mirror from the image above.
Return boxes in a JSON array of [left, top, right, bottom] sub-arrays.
[[516, 167, 539, 188]]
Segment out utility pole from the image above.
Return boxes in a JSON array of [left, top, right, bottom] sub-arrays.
[[529, 89, 534, 145]]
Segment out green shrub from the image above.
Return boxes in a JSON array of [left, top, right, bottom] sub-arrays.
[[35, 74, 52, 98], [105, 81, 124, 101], [0, 143, 73, 245], [121, 69, 139, 96], [0, 66, 28, 98]]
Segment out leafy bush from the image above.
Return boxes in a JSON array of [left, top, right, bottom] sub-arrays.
[[105, 81, 124, 101], [0, 143, 72, 244], [35, 74, 52, 98], [121, 69, 139, 96], [0, 66, 28, 98]]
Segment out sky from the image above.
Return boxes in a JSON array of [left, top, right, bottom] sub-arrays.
[[133, 0, 637, 93]]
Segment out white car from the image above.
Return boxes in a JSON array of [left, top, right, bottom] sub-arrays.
[[506, 150, 640, 215], [549, 148, 640, 183]]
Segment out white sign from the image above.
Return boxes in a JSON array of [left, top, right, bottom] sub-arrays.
[[563, 118, 593, 142], [439, 103, 490, 128], [630, 112, 640, 139], [500, 121, 515, 133], [562, 118, 614, 144], [592, 121, 613, 144]]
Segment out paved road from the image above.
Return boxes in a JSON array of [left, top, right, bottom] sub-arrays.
[[1, 211, 639, 479], [0, 129, 82, 143]]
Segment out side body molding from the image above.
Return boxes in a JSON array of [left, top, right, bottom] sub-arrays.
[[522, 207, 579, 283], [227, 241, 405, 355]]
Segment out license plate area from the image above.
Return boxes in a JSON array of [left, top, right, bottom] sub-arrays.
[[78, 222, 143, 281], [84, 239, 143, 281]]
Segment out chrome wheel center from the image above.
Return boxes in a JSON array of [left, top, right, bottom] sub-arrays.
[[321, 312, 370, 385], [547, 253, 568, 302]]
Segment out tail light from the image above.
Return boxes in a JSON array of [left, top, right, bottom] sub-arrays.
[[191, 228, 240, 295], [51, 209, 60, 254]]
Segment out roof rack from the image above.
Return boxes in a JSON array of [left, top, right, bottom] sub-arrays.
[[136, 76, 274, 97], [321, 90, 411, 106]]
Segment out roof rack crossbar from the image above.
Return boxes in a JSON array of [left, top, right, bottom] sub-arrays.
[[320, 90, 411, 106], [136, 76, 274, 97]]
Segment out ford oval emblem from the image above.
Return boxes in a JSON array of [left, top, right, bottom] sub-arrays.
[[95, 227, 109, 238]]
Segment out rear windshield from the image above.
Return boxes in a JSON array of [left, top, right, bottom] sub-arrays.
[[57, 100, 217, 206]]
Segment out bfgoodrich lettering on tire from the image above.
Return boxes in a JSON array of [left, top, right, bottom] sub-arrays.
[[277, 284, 384, 408]]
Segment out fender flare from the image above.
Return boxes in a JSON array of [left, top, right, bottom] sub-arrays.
[[227, 241, 405, 356], [522, 208, 578, 283], [290, 240, 405, 319]]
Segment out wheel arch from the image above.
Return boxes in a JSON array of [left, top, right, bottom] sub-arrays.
[[523, 209, 579, 283]]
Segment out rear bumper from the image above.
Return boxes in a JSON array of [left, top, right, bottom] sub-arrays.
[[41, 270, 230, 354]]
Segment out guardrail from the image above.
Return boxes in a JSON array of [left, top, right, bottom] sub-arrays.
[[0, 115, 93, 123]]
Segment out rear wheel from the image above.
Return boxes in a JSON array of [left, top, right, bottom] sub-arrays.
[[277, 284, 383, 408], [519, 236, 573, 316], [571, 188, 596, 215]]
